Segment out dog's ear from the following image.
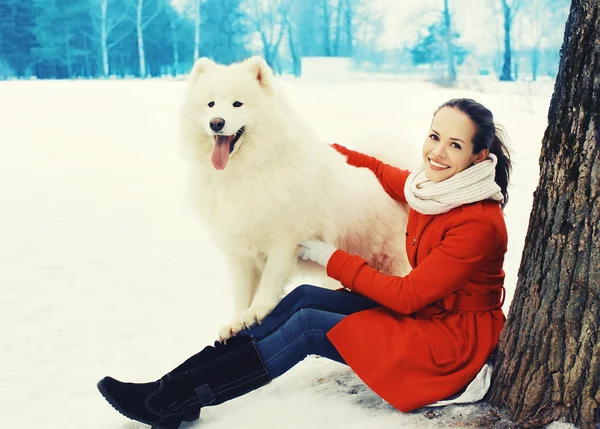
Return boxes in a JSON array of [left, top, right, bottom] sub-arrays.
[[188, 57, 215, 83], [244, 56, 274, 92]]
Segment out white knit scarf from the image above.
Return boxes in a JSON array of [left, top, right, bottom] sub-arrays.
[[404, 154, 504, 215]]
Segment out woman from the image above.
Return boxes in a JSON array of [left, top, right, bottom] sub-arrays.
[[97, 98, 512, 429]]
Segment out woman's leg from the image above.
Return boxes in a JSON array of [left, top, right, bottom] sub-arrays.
[[254, 308, 346, 379], [240, 284, 379, 340], [96, 287, 376, 428], [163, 286, 376, 379]]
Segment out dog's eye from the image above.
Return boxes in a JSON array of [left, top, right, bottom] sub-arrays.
[[233, 101, 243, 108], [208, 101, 215, 107]]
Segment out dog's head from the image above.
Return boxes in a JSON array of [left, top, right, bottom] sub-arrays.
[[181, 56, 278, 171]]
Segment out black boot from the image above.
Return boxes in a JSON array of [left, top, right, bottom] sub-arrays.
[[156, 334, 255, 424], [162, 334, 251, 378], [97, 336, 270, 429]]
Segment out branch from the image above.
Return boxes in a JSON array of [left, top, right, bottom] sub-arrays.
[[142, 0, 165, 29], [106, 6, 135, 34], [509, 0, 524, 21], [107, 27, 136, 49], [82, 30, 99, 41]]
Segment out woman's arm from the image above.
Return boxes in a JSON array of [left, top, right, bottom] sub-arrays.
[[332, 144, 410, 203], [326, 214, 499, 314]]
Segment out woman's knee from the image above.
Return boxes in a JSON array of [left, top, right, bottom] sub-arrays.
[[287, 308, 340, 333], [284, 309, 342, 355], [287, 284, 330, 305]]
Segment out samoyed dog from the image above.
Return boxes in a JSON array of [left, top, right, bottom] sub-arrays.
[[179, 56, 412, 339]]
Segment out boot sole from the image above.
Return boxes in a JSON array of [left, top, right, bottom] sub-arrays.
[[97, 379, 191, 429]]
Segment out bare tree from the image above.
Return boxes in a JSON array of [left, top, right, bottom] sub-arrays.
[[344, 0, 354, 56], [165, 5, 180, 75], [88, 0, 134, 76], [442, 0, 456, 84], [246, 0, 288, 72], [499, 0, 522, 81], [193, 0, 201, 60], [283, 14, 300, 76], [519, 0, 570, 81], [321, 0, 332, 56], [489, 0, 600, 427], [332, 0, 343, 56], [135, 0, 163, 77]]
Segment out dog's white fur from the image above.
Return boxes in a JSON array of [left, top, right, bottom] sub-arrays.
[[179, 57, 411, 340]]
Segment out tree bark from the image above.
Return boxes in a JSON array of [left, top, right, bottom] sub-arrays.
[[489, 1, 600, 428]]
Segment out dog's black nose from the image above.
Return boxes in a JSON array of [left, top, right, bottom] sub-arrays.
[[209, 118, 225, 132]]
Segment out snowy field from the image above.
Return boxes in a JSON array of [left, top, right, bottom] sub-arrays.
[[0, 76, 574, 429]]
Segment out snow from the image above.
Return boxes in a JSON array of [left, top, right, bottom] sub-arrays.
[[0, 76, 570, 429]]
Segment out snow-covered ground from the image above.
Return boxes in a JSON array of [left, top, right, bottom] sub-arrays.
[[0, 76, 573, 429]]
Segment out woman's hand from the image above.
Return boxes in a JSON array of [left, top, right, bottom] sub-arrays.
[[331, 143, 350, 159], [298, 240, 337, 267]]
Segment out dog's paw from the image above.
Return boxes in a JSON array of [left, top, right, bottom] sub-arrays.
[[240, 301, 276, 329], [218, 319, 245, 342]]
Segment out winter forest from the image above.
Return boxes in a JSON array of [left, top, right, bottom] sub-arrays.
[[1, 0, 569, 83]]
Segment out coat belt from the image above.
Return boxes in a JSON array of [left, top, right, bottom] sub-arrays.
[[438, 287, 505, 312]]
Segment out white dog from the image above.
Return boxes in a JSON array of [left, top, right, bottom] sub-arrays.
[[179, 56, 412, 340]]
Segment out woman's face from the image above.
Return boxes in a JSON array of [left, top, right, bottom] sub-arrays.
[[422, 107, 488, 182]]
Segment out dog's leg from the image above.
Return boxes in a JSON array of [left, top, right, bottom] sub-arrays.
[[218, 255, 259, 341], [229, 255, 260, 313], [238, 241, 298, 330]]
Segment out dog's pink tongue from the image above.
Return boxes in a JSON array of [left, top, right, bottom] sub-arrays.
[[211, 135, 233, 170]]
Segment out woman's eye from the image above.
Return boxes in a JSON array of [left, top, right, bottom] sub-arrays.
[[208, 101, 215, 107], [429, 134, 439, 141], [233, 101, 243, 107], [451, 142, 462, 149]]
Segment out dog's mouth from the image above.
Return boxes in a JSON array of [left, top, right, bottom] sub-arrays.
[[211, 126, 245, 170]]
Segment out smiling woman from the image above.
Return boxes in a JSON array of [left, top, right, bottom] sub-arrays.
[[420, 98, 512, 206], [423, 107, 484, 181]]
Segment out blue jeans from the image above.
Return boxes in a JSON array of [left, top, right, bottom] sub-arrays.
[[239, 285, 380, 379]]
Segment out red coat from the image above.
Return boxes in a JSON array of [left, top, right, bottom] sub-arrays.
[[325, 145, 507, 412]]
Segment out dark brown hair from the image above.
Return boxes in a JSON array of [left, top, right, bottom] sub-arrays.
[[436, 98, 512, 208]]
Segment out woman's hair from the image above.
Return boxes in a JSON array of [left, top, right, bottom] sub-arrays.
[[436, 98, 512, 208]]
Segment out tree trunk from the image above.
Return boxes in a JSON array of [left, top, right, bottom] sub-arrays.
[[101, 0, 109, 76], [286, 19, 300, 76], [137, 0, 146, 77], [333, 0, 343, 56], [443, 0, 456, 85], [322, 0, 331, 56], [344, 0, 353, 56], [531, 47, 538, 81], [489, 1, 600, 428], [83, 35, 91, 77], [193, 0, 200, 61], [63, 16, 72, 78], [500, 0, 513, 81], [168, 14, 179, 76]]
